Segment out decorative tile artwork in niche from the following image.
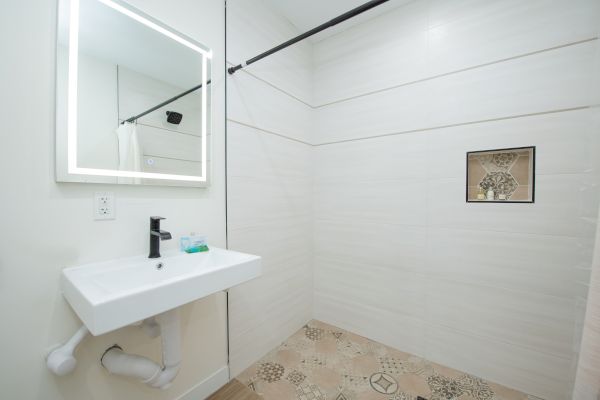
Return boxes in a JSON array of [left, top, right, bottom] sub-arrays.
[[467, 147, 535, 203]]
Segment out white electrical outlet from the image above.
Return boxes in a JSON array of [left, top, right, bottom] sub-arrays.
[[94, 192, 115, 220]]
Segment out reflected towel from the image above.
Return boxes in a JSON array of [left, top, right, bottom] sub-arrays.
[[115, 122, 141, 183]]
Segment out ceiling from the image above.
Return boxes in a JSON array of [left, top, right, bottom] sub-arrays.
[[262, 0, 413, 42]]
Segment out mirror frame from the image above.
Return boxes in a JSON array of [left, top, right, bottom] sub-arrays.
[[55, 0, 212, 187]]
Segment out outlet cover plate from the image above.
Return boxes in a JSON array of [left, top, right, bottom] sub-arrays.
[[94, 192, 115, 220]]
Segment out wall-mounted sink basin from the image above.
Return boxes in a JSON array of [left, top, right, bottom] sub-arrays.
[[61, 247, 261, 335]]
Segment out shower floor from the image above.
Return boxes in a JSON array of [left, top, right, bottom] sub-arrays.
[[230, 320, 530, 400]]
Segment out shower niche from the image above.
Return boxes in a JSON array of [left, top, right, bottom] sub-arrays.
[[466, 146, 535, 203], [55, 0, 212, 187]]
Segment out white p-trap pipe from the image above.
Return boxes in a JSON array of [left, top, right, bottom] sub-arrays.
[[101, 308, 182, 389]]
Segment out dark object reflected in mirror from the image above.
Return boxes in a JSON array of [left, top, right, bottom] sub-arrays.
[[166, 111, 183, 125]]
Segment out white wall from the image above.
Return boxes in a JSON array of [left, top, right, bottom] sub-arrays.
[[226, 0, 314, 377], [0, 1, 227, 399], [312, 1, 600, 399]]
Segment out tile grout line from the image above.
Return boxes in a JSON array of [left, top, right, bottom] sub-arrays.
[[313, 171, 599, 183], [229, 106, 594, 147], [313, 106, 593, 146], [312, 216, 595, 240], [315, 37, 599, 108], [227, 118, 313, 146], [226, 61, 313, 108]]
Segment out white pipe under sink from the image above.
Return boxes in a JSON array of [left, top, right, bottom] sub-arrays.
[[101, 308, 181, 389], [46, 325, 90, 376]]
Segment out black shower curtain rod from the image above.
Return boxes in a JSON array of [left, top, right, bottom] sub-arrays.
[[123, 0, 389, 122], [122, 80, 211, 124], [228, 0, 390, 75]]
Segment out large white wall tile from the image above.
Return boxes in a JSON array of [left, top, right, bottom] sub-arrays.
[[314, 291, 428, 358], [314, 131, 429, 182], [314, 79, 430, 144], [313, 0, 600, 107], [314, 220, 428, 274], [427, 0, 600, 75], [426, 279, 576, 358], [425, 324, 572, 400], [426, 108, 600, 180], [314, 41, 598, 145], [426, 227, 593, 299], [315, 180, 429, 226], [226, 89, 313, 375], [427, 175, 599, 237], [428, 41, 597, 127], [311, 1, 600, 398], [313, 0, 429, 105], [228, 71, 312, 143]]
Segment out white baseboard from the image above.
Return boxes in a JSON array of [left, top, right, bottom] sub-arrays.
[[175, 366, 230, 400]]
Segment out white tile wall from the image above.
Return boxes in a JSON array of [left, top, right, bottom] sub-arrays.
[[425, 323, 574, 399], [426, 0, 600, 76], [227, 0, 600, 398], [227, 122, 313, 376], [312, 0, 429, 106], [312, 1, 600, 399], [313, 117, 600, 399], [228, 70, 312, 143], [314, 41, 598, 144], [313, 0, 600, 106]]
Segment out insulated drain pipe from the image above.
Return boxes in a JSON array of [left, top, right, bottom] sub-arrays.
[[101, 309, 181, 389]]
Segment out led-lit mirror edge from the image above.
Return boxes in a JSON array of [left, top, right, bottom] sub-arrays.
[[54, 0, 213, 188]]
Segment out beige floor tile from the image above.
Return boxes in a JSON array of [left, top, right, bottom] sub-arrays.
[[234, 320, 529, 400]]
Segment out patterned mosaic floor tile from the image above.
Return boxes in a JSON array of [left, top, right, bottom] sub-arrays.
[[236, 320, 530, 400]]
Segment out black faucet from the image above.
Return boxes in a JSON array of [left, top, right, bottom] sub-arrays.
[[149, 216, 172, 258]]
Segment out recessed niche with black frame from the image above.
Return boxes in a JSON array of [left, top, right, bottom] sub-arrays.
[[466, 146, 535, 203]]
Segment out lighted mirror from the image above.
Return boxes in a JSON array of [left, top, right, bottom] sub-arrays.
[[56, 0, 212, 187]]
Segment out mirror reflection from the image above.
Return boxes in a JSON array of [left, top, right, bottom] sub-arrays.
[[56, 0, 211, 186]]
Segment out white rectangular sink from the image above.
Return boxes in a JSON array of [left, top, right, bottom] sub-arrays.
[[61, 247, 261, 335]]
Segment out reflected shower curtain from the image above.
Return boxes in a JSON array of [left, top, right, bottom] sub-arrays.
[[115, 121, 141, 184]]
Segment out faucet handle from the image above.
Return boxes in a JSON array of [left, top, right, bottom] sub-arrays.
[[150, 216, 166, 222]]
